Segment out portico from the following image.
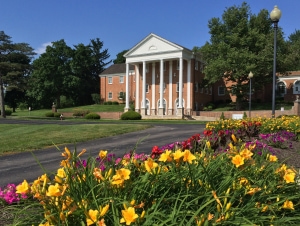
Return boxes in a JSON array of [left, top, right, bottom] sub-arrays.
[[124, 33, 196, 117]]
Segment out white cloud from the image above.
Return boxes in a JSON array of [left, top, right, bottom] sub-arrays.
[[35, 42, 52, 54]]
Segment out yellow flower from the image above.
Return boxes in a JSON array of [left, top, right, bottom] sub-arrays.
[[231, 155, 244, 168], [231, 134, 237, 143], [55, 168, 66, 183], [16, 180, 30, 194], [46, 183, 62, 197], [99, 150, 107, 159], [62, 147, 71, 160], [183, 149, 196, 164], [246, 187, 261, 195], [239, 149, 253, 160], [269, 155, 278, 162], [112, 168, 131, 185], [144, 158, 158, 173], [86, 209, 99, 226], [93, 168, 105, 181], [120, 207, 139, 225], [239, 177, 249, 186], [158, 150, 172, 162], [173, 149, 183, 162], [282, 200, 294, 210], [283, 169, 296, 183], [77, 148, 86, 157], [99, 204, 109, 217], [206, 141, 211, 149], [98, 218, 106, 226]]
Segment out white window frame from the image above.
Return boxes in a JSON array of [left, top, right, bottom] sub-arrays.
[[119, 76, 124, 83], [108, 92, 113, 99], [108, 77, 113, 84], [293, 81, 300, 94], [218, 86, 225, 96]]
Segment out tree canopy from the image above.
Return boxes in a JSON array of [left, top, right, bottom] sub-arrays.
[[0, 31, 35, 117], [27, 39, 111, 108], [113, 49, 128, 64], [199, 2, 287, 109]]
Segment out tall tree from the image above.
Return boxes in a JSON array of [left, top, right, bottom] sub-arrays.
[[199, 2, 287, 110], [113, 49, 128, 64], [27, 39, 75, 108], [71, 38, 111, 105], [0, 31, 35, 118], [285, 30, 300, 71]]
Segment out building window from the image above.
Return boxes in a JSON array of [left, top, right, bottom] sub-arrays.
[[108, 77, 113, 84], [195, 82, 199, 92], [277, 82, 286, 97], [205, 88, 209, 94], [108, 92, 112, 99], [200, 87, 203, 93], [177, 60, 180, 70], [146, 84, 149, 93], [209, 86, 212, 95], [218, 86, 225, 96], [294, 81, 300, 94], [118, 91, 125, 100], [195, 61, 199, 70], [119, 76, 124, 83]]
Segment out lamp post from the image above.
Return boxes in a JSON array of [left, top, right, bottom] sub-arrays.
[[248, 71, 253, 118], [270, 5, 282, 118]]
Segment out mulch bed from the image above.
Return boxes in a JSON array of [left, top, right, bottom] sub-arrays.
[[273, 140, 300, 169]]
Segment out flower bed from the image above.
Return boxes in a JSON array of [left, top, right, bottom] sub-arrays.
[[1, 117, 300, 225]]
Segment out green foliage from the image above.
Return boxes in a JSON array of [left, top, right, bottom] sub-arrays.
[[113, 49, 128, 64], [220, 112, 225, 120], [73, 109, 90, 117], [199, 3, 288, 110], [243, 111, 248, 119], [120, 110, 142, 120], [112, 101, 119, 105], [104, 101, 113, 105], [45, 112, 54, 117], [18, 102, 28, 110], [84, 112, 101, 119], [91, 93, 100, 104], [0, 109, 12, 116]]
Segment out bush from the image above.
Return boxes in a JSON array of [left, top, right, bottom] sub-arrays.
[[53, 112, 61, 118], [112, 101, 119, 105], [45, 112, 54, 117], [120, 111, 142, 120], [243, 111, 247, 119], [104, 101, 113, 105], [220, 112, 225, 120], [85, 112, 101, 120], [91, 93, 100, 104], [73, 109, 90, 117], [18, 103, 27, 110]]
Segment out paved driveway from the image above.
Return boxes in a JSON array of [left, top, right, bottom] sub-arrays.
[[0, 119, 206, 187]]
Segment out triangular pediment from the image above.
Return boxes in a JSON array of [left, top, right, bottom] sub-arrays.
[[124, 33, 183, 57]]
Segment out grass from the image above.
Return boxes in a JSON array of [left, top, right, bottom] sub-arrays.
[[212, 101, 293, 111], [0, 123, 152, 156]]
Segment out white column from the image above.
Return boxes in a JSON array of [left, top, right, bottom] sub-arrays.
[[125, 63, 130, 111], [151, 62, 156, 115], [168, 61, 173, 115], [158, 59, 164, 115], [176, 57, 183, 117], [135, 64, 140, 112], [141, 61, 146, 115], [187, 59, 191, 114]]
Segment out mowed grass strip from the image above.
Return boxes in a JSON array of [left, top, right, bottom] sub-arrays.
[[0, 123, 151, 155]]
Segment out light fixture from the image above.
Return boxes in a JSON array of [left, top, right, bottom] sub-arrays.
[[248, 71, 254, 118], [270, 5, 282, 118]]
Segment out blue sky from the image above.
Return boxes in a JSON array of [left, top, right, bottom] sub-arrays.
[[1, 0, 299, 63]]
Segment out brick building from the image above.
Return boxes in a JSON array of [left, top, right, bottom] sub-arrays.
[[99, 33, 300, 117]]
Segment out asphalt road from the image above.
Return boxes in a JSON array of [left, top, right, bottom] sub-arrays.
[[0, 119, 206, 187]]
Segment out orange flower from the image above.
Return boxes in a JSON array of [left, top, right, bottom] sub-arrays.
[[231, 155, 244, 168], [240, 149, 253, 160], [62, 147, 71, 160], [183, 149, 196, 164], [269, 155, 278, 162], [282, 200, 294, 210]]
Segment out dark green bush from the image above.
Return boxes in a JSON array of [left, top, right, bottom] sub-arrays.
[[54, 112, 61, 118], [243, 112, 247, 119], [220, 112, 225, 120], [120, 111, 142, 120], [85, 113, 101, 120], [0, 109, 13, 116], [112, 101, 119, 105], [45, 112, 54, 117]]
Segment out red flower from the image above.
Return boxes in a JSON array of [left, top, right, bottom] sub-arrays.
[[204, 130, 213, 137]]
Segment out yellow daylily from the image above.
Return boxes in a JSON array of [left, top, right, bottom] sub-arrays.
[[86, 209, 99, 226], [158, 150, 172, 162], [231, 154, 244, 168], [182, 149, 196, 164], [99, 150, 107, 159], [144, 158, 158, 173], [46, 183, 62, 197], [173, 149, 184, 162], [16, 180, 30, 194], [282, 200, 294, 210], [120, 207, 139, 225]]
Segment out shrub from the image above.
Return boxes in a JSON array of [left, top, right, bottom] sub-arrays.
[[18, 103, 27, 110], [73, 109, 90, 117], [243, 111, 247, 119], [112, 101, 119, 105], [45, 112, 54, 117], [53, 112, 61, 118], [85, 112, 101, 120], [104, 101, 113, 105], [91, 93, 100, 104], [120, 111, 142, 120], [220, 112, 225, 120]]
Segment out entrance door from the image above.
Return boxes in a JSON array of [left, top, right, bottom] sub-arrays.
[[157, 99, 167, 115]]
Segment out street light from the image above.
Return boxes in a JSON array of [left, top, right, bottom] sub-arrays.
[[248, 71, 253, 118], [270, 5, 282, 118]]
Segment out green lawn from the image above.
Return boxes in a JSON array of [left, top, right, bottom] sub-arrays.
[[0, 123, 152, 155]]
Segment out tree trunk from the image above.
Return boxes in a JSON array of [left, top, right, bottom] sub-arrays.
[[0, 74, 6, 118]]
